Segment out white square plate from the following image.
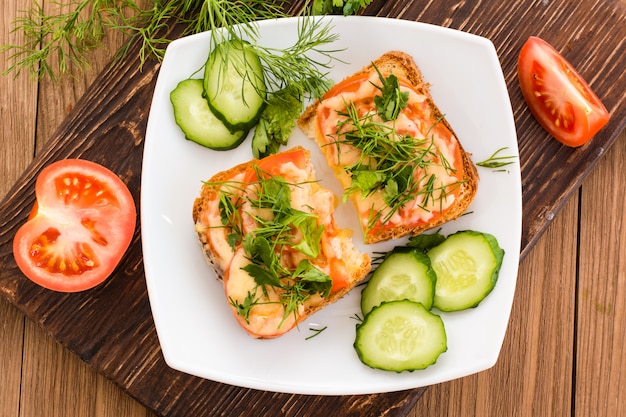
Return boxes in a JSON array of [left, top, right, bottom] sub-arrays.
[[141, 16, 521, 395]]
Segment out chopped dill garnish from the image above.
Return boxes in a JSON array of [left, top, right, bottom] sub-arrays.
[[305, 325, 328, 340], [330, 94, 463, 236], [476, 147, 517, 169], [351, 313, 364, 323]]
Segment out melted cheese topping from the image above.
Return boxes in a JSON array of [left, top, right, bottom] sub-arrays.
[[315, 72, 463, 234], [195, 149, 366, 338], [198, 171, 247, 273]]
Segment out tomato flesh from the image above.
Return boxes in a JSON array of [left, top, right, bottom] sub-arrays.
[[245, 147, 308, 181], [13, 159, 136, 292], [29, 226, 100, 275], [517, 36, 609, 147]]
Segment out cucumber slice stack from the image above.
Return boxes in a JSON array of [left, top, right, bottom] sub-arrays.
[[170, 79, 249, 150], [354, 230, 504, 372], [169, 40, 266, 150]]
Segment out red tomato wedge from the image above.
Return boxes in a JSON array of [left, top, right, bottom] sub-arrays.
[[517, 36, 610, 147], [13, 159, 136, 292]]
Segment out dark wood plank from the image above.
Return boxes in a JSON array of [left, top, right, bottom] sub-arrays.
[[0, 1, 625, 416]]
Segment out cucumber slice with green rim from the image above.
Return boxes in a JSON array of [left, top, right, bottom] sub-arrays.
[[204, 39, 266, 132], [170, 79, 248, 150], [427, 230, 505, 312], [361, 250, 436, 315], [354, 300, 447, 372]]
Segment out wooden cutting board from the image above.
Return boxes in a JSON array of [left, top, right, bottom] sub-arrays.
[[1, 1, 624, 416]]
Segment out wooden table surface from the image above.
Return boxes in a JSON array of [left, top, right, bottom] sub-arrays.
[[1, 1, 625, 416]]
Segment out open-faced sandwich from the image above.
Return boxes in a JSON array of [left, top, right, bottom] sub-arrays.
[[192, 146, 371, 338], [298, 51, 479, 244]]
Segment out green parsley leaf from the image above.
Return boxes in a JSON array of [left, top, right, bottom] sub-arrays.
[[291, 216, 325, 258], [242, 263, 281, 287], [293, 260, 332, 297], [383, 179, 399, 204], [229, 291, 258, 324], [312, 0, 374, 16], [372, 65, 409, 122], [406, 230, 447, 252], [252, 86, 303, 159], [345, 170, 386, 201]]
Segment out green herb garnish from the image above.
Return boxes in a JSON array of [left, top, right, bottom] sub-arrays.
[[476, 147, 517, 169], [327, 72, 465, 236], [210, 166, 333, 325], [252, 86, 304, 159], [372, 64, 409, 122], [332, 100, 461, 235], [305, 325, 328, 340], [406, 229, 446, 252], [2, 0, 371, 82], [312, 0, 374, 16]]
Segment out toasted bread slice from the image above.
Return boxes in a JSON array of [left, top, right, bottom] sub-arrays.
[[298, 51, 479, 244], [192, 146, 371, 338]]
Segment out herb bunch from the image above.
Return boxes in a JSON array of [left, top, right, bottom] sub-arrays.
[[1, 0, 370, 81], [3, 0, 286, 80]]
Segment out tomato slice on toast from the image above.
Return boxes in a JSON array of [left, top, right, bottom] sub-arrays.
[[13, 159, 136, 292], [517, 36, 609, 147]]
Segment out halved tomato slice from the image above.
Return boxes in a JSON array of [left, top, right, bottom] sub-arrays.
[[517, 36, 610, 147], [13, 159, 136, 292]]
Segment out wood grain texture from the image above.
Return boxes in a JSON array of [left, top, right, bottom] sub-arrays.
[[0, 298, 23, 417], [1, 0, 626, 416], [0, 0, 37, 414], [576, 131, 626, 417]]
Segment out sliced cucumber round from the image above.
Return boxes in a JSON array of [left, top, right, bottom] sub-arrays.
[[427, 230, 505, 312], [354, 300, 447, 372], [361, 250, 437, 315], [203, 39, 266, 132], [170, 79, 248, 150]]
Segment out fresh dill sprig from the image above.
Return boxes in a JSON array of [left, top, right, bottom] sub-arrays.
[[305, 325, 328, 340], [1, 0, 111, 80], [1, 0, 286, 80], [1, 0, 357, 82], [350, 312, 363, 323], [253, 16, 341, 99], [476, 147, 517, 169]]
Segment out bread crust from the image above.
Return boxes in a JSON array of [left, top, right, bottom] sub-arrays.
[[192, 146, 370, 338], [298, 51, 479, 244]]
